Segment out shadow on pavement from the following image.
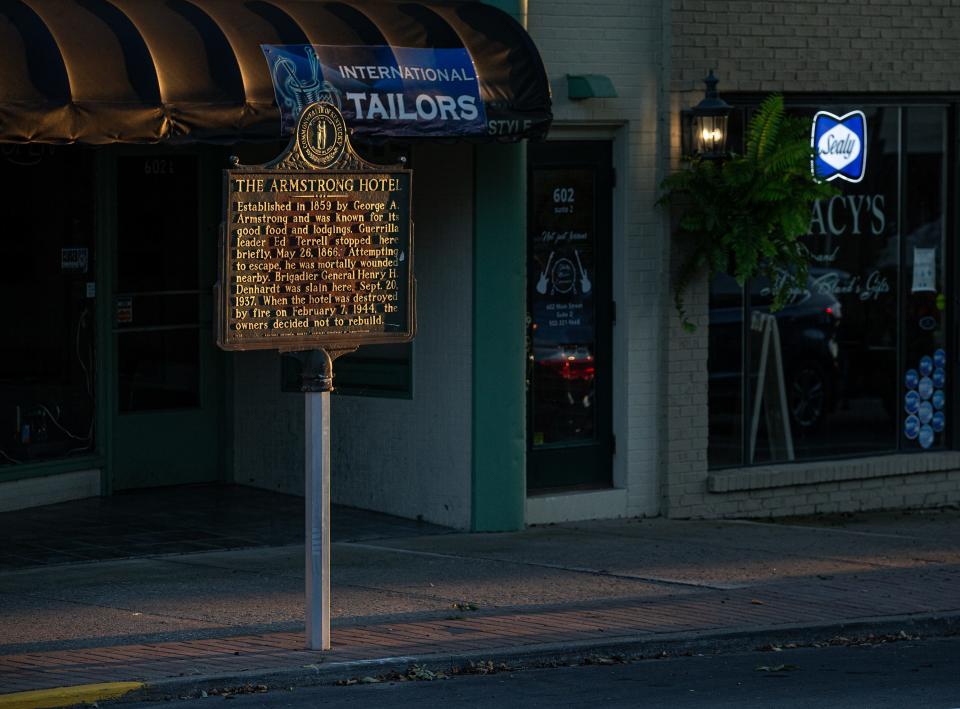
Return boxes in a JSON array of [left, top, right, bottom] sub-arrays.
[[0, 484, 451, 571]]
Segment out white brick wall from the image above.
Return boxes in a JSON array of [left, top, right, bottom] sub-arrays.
[[528, 0, 670, 519], [232, 349, 303, 496], [232, 143, 474, 529], [331, 143, 473, 529]]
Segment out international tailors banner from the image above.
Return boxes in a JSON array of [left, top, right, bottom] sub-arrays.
[[262, 45, 487, 138]]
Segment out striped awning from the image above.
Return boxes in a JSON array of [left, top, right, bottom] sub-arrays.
[[0, 0, 551, 143]]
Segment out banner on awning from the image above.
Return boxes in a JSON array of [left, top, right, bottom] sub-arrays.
[[262, 45, 487, 138]]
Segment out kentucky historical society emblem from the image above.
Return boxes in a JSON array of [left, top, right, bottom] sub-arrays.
[[298, 102, 347, 168]]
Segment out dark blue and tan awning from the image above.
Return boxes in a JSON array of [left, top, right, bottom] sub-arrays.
[[0, 0, 551, 143]]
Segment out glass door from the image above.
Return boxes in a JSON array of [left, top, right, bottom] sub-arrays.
[[527, 141, 614, 491], [110, 153, 221, 490]]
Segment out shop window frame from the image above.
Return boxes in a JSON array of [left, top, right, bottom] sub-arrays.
[[707, 94, 958, 470]]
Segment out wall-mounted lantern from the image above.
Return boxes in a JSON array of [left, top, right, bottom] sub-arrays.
[[681, 70, 732, 160]]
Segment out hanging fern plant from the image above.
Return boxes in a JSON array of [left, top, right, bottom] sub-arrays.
[[658, 94, 838, 330]]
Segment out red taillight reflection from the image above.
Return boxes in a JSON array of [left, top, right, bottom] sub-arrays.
[[536, 347, 596, 382], [560, 361, 595, 381]]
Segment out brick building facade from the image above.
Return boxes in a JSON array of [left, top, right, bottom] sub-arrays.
[[663, 0, 960, 517]]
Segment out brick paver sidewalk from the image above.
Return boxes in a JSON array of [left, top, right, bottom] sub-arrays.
[[2, 565, 957, 695]]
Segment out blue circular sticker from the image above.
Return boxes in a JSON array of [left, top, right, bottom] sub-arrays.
[[919, 400, 934, 424], [920, 355, 934, 377], [933, 367, 945, 388], [919, 424, 935, 449], [905, 368, 919, 390], [904, 414, 920, 440], [919, 377, 934, 400], [905, 390, 920, 414], [934, 349, 946, 368], [933, 390, 945, 410], [932, 411, 945, 433]]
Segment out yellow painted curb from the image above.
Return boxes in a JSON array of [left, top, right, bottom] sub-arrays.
[[0, 682, 144, 709]]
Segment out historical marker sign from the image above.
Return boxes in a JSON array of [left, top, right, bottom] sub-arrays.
[[217, 102, 414, 351], [217, 102, 416, 651]]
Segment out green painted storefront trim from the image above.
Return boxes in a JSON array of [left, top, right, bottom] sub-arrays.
[[483, 0, 522, 20], [471, 141, 526, 532], [0, 455, 104, 485], [471, 0, 528, 532]]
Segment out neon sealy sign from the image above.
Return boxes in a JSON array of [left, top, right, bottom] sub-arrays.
[[811, 110, 867, 183]]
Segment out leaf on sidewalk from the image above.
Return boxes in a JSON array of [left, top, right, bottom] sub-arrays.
[[414, 664, 448, 681], [583, 654, 626, 666], [757, 643, 782, 652], [756, 664, 799, 672], [451, 660, 513, 676]]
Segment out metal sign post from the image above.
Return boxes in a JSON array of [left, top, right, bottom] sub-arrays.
[[298, 349, 335, 650]]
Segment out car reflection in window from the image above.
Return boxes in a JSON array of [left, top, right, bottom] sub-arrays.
[[532, 343, 595, 445]]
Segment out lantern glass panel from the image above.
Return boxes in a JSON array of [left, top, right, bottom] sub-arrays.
[[694, 114, 729, 157]]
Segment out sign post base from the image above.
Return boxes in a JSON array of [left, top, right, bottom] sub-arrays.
[[304, 386, 330, 651]]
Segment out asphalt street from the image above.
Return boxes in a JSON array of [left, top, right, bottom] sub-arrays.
[[130, 636, 960, 709]]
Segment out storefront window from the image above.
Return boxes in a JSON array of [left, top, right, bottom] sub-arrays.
[[708, 103, 950, 468], [0, 146, 97, 466]]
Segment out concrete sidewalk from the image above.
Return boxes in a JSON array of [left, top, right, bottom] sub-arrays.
[[1, 509, 959, 703]]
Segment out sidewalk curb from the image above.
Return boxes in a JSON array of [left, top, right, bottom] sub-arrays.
[[0, 682, 144, 709], [120, 611, 960, 704]]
